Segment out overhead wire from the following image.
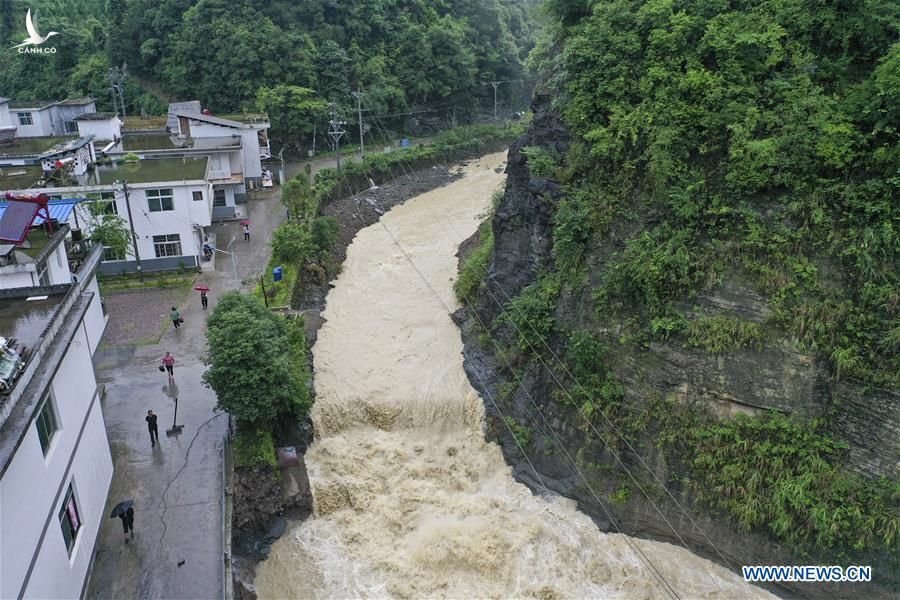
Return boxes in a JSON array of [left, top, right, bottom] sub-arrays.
[[360, 96, 735, 571], [325, 126, 681, 599], [355, 95, 735, 571]]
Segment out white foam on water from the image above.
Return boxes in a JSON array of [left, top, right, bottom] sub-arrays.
[[255, 153, 775, 599]]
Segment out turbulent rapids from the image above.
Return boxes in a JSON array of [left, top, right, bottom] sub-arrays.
[[255, 153, 774, 599]]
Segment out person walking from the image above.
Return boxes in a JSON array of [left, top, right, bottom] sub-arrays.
[[162, 352, 175, 378], [119, 506, 135, 542], [242, 222, 250, 241], [170, 306, 181, 329], [146, 410, 160, 446], [200, 290, 208, 310]]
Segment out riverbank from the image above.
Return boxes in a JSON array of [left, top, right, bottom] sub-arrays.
[[231, 154, 500, 600]]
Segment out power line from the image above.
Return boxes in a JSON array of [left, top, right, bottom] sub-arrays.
[[325, 129, 681, 599], [354, 97, 735, 573]]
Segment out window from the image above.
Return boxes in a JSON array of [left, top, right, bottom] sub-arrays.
[[192, 191, 204, 202], [65, 120, 79, 134], [88, 191, 117, 215], [18, 112, 33, 126], [58, 484, 82, 555], [213, 188, 226, 207], [36, 394, 59, 455], [103, 246, 126, 261], [153, 234, 182, 258], [147, 189, 174, 212]]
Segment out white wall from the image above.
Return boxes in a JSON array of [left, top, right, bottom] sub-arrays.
[[0, 265, 37, 288], [183, 120, 235, 139], [80, 275, 107, 356], [129, 183, 210, 254], [47, 242, 70, 285], [238, 129, 263, 178], [0, 103, 11, 128], [0, 324, 112, 599], [12, 108, 54, 137], [76, 119, 121, 142]]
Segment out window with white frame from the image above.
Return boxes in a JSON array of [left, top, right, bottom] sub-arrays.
[[36, 393, 59, 455], [213, 188, 226, 207], [153, 234, 182, 258], [65, 120, 79, 134], [18, 112, 33, 125], [192, 191, 203, 202], [88, 191, 117, 215], [147, 188, 175, 212], [58, 484, 82, 555]]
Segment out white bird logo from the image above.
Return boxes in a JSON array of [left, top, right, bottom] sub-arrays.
[[11, 9, 59, 49]]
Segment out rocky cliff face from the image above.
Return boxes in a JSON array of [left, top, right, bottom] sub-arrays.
[[460, 95, 899, 598]]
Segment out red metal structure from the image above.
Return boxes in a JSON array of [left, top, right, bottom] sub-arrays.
[[0, 192, 53, 244]]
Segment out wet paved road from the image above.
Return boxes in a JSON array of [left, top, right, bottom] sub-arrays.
[[86, 186, 283, 600]]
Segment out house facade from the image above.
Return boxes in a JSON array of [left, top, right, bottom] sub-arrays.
[[74, 113, 122, 144], [0, 219, 111, 599], [0, 99, 97, 138], [33, 158, 213, 274], [172, 110, 271, 189]]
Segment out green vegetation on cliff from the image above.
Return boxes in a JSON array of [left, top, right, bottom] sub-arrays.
[[488, 0, 899, 564], [536, 0, 898, 386]]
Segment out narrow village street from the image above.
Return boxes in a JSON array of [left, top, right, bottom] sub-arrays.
[[85, 184, 284, 599]]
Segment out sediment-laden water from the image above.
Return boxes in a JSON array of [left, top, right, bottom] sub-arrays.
[[256, 153, 773, 599]]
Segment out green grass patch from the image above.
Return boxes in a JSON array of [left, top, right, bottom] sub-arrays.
[[99, 274, 195, 293], [233, 425, 277, 468], [253, 261, 298, 308]]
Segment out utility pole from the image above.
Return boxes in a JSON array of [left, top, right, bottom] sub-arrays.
[[109, 65, 128, 117], [491, 81, 501, 120], [119, 180, 143, 281], [328, 105, 346, 197], [351, 89, 365, 157]]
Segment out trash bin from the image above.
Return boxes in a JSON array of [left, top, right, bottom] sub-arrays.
[[273, 266, 283, 282]]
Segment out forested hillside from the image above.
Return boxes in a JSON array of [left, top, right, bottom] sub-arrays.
[[466, 0, 900, 588], [1, 0, 538, 119]]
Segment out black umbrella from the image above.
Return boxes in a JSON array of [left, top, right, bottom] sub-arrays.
[[109, 500, 134, 518]]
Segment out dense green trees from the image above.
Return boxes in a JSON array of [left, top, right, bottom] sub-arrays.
[[1, 0, 539, 125]]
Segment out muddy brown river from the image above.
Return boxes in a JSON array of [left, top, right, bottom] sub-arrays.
[[255, 153, 774, 599]]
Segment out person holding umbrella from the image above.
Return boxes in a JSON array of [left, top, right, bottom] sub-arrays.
[[195, 284, 210, 310], [110, 501, 135, 543]]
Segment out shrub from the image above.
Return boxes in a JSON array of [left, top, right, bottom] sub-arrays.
[[203, 292, 301, 427], [310, 216, 339, 262], [455, 218, 494, 304], [684, 315, 764, 354], [503, 416, 533, 450], [271, 222, 314, 264], [664, 411, 900, 557]]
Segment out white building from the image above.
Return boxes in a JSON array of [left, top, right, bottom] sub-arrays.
[[74, 114, 122, 144], [171, 110, 271, 187], [0, 212, 111, 599], [0, 99, 97, 138], [104, 133, 243, 219], [0, 157, 215, 274]]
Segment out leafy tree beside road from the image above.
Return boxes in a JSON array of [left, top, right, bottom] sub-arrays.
[[203, 292, 304, 427]]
